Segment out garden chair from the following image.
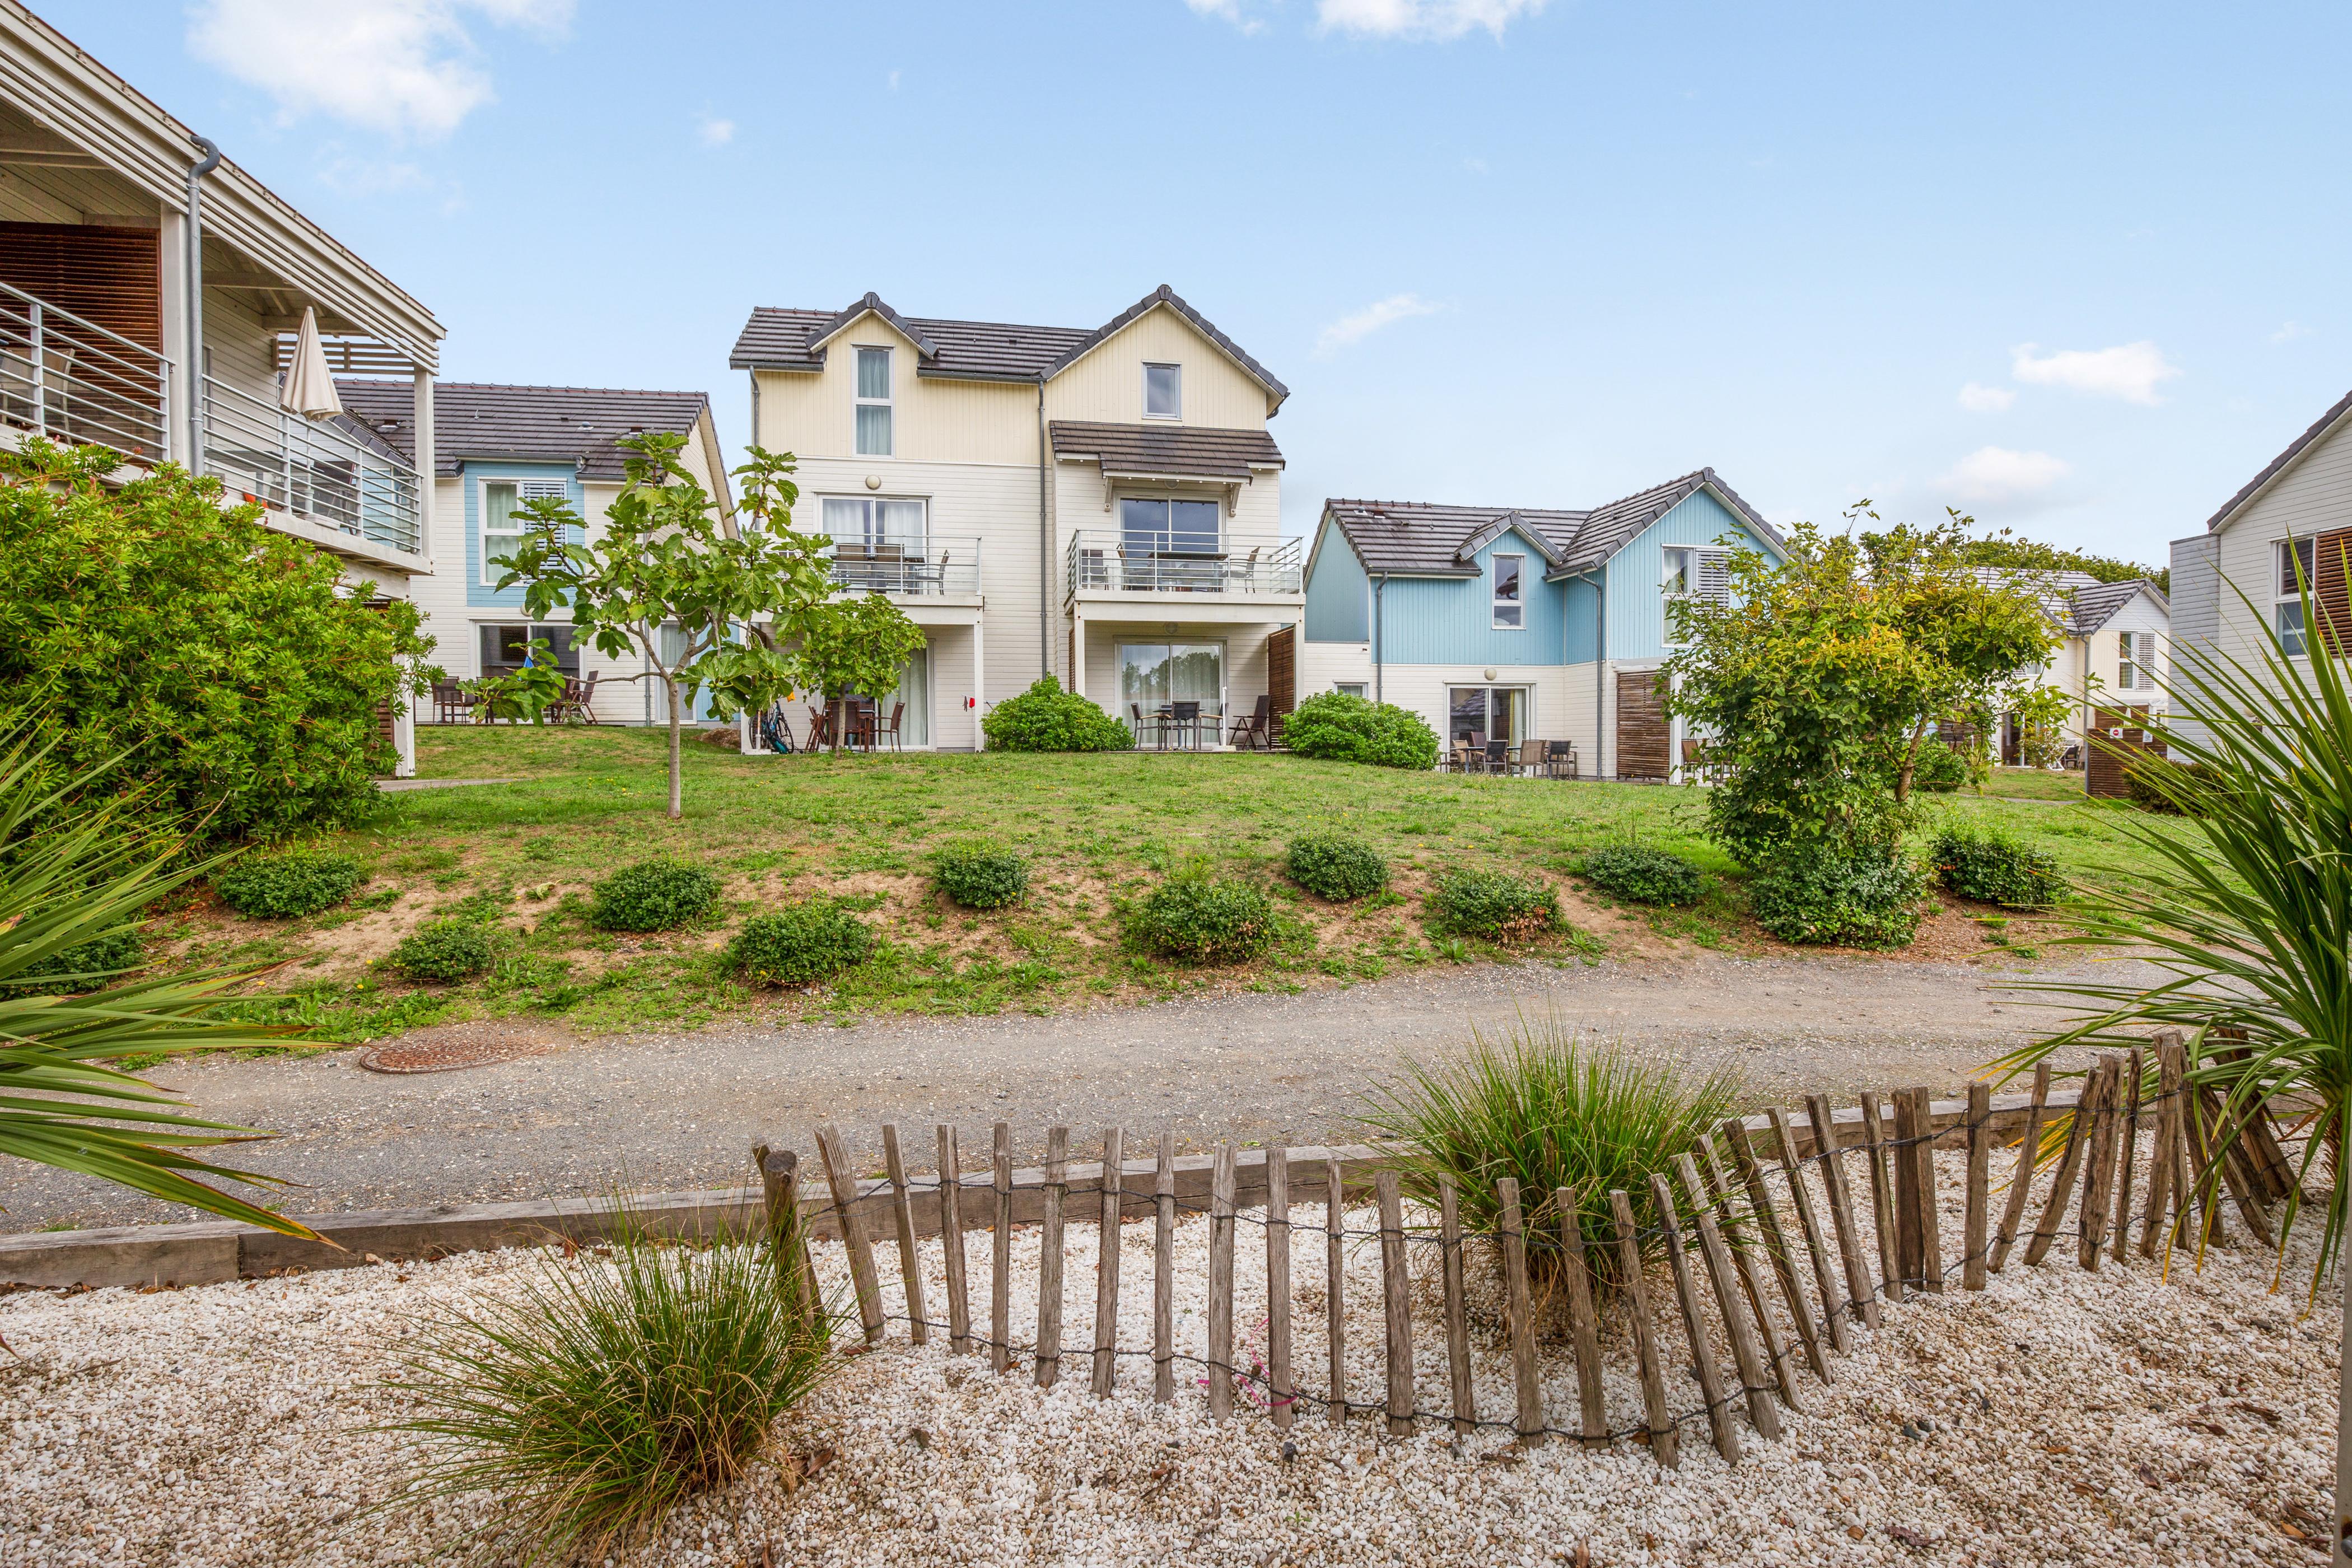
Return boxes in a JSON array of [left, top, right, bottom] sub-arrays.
[[1167, 701, 1203, 750], [808, 704, 834, 750], [1226, 694, 1272, 750], [430, 680, 475, 725], [1545, 740, 1579, 780], [547, 673, 599, 725], [1450, 743, 1483, 774], [1129, 703, 1163, 749], [879, 702, 905, 752], [1511, 739, 1547, 777]]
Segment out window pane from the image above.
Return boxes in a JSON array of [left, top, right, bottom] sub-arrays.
[[1449, 687, 1488, 745], [2279, 601, 2308, 656], [483, 624, 529, 668], [856, 404, 893, 456], [878, 500, 926, 547], [1121, 497, 1170, 554], [536, 624, 581, 674], [1494, 603, 1523, 628], [2282, 537, 2316, 595], [1169, 500, 1219, 553], [1662, 548, 1689, 596], [1145, 363, 1180, 418], [857, 346, 890, 400], [1168, 642, 1224, 718], [821, 497, 866, 537], [1120, 643, 1173, 722], [1494, 556, 1522, 601], [1491, 688, 1524, 745]]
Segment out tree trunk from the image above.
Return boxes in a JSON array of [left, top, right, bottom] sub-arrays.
[[662, 674, 684, 819], [1893, 717, 1932, 804]]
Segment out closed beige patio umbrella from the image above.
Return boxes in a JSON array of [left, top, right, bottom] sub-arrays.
[[279, 305, 342, 419]]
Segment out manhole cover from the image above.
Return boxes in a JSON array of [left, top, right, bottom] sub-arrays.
[[358, 1023, 563, 1075]]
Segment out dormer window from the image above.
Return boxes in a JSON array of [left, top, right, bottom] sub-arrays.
[[855, 346, 893, 456], [1492, 553, 1524, 628], [1144, 362, 1181, 419]]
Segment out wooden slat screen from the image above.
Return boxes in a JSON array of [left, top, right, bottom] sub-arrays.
[[0, 222, 162, 349], [1615, 669, 1671, 780], [1267, 626, 1294, 721], [2312, 528, 2352, 657], [2084, 706, 2162, 799]]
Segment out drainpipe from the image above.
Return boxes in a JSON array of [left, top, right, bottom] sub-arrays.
[[183, 135, 221, 471], [1036, 372, 1049, 679], [1592, 564, 1608, 779], [1373, 572, 1388, 706]]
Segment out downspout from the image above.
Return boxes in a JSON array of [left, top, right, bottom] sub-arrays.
[[1594, 562, 1608, 779], [183, 135, 221, 470], [1373, 573, 1387, 706], [1037, 372, 1050, 679]]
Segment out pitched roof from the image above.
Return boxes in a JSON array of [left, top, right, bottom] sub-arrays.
[[2204, 386, 2352, 533], [1964, 567, 2167, 636], [727, 284, 1286, 407], [335, 379, 713, 482], [2066, 577, 2166, 634], [1320, 468, 1781, 579], [1048, 421, 1283, 480]]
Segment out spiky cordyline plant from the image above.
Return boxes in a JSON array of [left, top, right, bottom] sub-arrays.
[[392, 1202, 841, 1565], [1357, 1013, 1740, 1288], [0, 722, 311, 1234], [1991, 555, 2351, 1294]]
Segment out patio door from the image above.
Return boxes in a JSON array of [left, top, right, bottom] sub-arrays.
[[1118, 641, 1225, 736], [1447, 686, 1526, 748], [874, 649, 930, 747]]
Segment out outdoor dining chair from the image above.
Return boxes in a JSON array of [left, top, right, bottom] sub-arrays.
[[1225, 694, 1272, 750], [430, 680, 476, 725], [808, 704, 834, 750], [546, 673, 599, 725], [1165, 701, 1203, 750], [1544, 741, 1580, 780], [1130, 703, 1163, 749], [878, 702, 905, 752], [1511, 739, 1547, 777]]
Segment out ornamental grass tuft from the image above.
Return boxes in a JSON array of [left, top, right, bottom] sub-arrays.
[[1357, 1014, 1739, 1292], [393, 1203, 838, 1565]]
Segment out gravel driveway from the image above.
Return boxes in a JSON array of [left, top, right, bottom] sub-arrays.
[[1, 953, 2127, 1233]]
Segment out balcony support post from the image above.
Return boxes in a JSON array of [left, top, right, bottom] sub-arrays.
[[184, 135, 221, 473], [973, 619, 986, 750], [412, 367, 436, 566], [26, 300, 43, 437]]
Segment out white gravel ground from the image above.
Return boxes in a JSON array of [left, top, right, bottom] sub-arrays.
[[1, 1142, 2335, 1567]]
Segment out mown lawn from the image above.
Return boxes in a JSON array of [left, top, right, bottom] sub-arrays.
[[161, 727, 2194, 1046]]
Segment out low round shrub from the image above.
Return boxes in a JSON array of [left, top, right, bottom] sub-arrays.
[[732, 901, 875, 987], [1424, 868, 1564, 944], [931, 843, 1028, 909], [1749, 851, 1926, 948], [1931, 827, 2064, 910], [2122, 754, 2209, 816], [590, 859, 722, 932], [1282, 692, 1440, 771], [1911, 739, 1969, 794], [1578, 844, 1706, 907], [214, 849, 367, 920], [391, 918, 496, 983], [2, 926, 143, 996], [1130, 876, 1275, 963], [1286, 832, 1388, 902], [981, 676, 1135, 753]]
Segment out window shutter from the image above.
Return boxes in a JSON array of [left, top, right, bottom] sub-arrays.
[[518, 479, 568, 502], [2316, 528, 2352, 656], [1695, 550, 1730, 604]]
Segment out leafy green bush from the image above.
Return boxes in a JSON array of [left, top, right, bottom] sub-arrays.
[[396, 1202, 837, 1564], [2122, 754, 2209, 816], [931, 842, 1028, 909], [1, 926, 143, 997], [1286, 832, 1388, 902], [1578, 844, 1706, 907], [981, 676, 1135, 753], [390, 919, 497, 983], [732, 901, 875, 986], [1749, 851, 1926, 947], [1424, 868, 1564, 943], [0, 440, 430, 843], [589, 859, 721, 932], [1912, 739, 1969, 794], [1359, 1018, 1739, 1290], [214, 850, 367, 920], [1130, 874, 1275, 963], [1931, 827, 2064, 909], [1282, 692, 1440, 771]]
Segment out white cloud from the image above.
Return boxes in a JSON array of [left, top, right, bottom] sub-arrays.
[[1315, 293, 1441, 357], [186, 0, 573, 139], [2270, 320, 2311, 344], [312, 150, 431, 194], [1938, 446, 2070, 508], [697, 114, 734, 147], [1317, 0, 1545, 40], [1462, 155, 1487, 174], [1186, 0, 1266, 32], [1957, 381, 2015, 413], [2009, 340, 2181, 406], [888, 69, 902, 90]]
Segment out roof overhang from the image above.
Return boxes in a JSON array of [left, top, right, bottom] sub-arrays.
[[2205, 387, 2352, 535], [804, 293, 939, 360]]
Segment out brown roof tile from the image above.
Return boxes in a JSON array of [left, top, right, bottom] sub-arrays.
[[1048, 420, 1283, 481], [335, 379, 711, 481]]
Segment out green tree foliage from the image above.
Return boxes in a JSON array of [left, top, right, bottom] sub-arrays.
[[1959, 533, 2168, 596], [500, 436, 833, 818], [1664, 507, 2060, 867], [0, 440, 430, 843], [1282, 692, 1441, 770], [981, 676, 1136, 753], [791, 592, 928, 752]]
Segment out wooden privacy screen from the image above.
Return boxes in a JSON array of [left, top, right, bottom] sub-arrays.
[[2312, 528, 2352, 657], [0, 222, 163, 350], [1614, 669, 1670, 781], [2085, 706, 2162, 799], [1267, 626, 1295, 724], [759, 1030, 2263, 1468]]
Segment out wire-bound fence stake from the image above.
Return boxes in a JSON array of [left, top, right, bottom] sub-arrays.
[[1902, 1087, 1947, 1294], [1377, 1168, 1413, 1437], [1767, 1106, 1852, 1352], [1650, 1171, 1740, 1465], [1962, 1081, 1991, 1291], [1676, 1153, 1780, 1441], [2142, 1036, 2183, 1258], [2079, 1058, 2121, 1270], [1153, 1131, 1175, 1403], [991, 1121, 1012, 1374], [1805, 1093, 1879, 1330], [1495, 1176, 1540, 1446], [2111, 1046, 2144, 1266], [1208, 1142, 1236, 1420], [1035, 1125, 1068, 1387], [1721, 1118, 1830, 1384], [815, 1123, 884, 1344], [1858, 1091, 1902, 1304], [1989, 1063, 2050, 1273], [1091, 1126, 1123, 1397], [1610, 1187, 1678, 1468], [1326, 1156, 1347, 1426], [1687, 1145, 1801, 1413], [881, 1123, 928, 1346], [1439, 1175, 1475, 1436], [2024, 1075, 2093, 1267], [1555, 1184, 1614, 1440], [936, 1124, 970, 1353], [1266, 1145, 1294, 1430]]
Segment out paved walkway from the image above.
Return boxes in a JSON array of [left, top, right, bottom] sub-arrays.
[[0, 952, 2127, 1233]]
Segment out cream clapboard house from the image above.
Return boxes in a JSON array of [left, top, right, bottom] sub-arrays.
[[729, 286, 1294, 749], [1973, 569, 2170, 766], [334, 380, 733, 726], [0, 0, 445, 772], [2171, 385, 2352, 712]]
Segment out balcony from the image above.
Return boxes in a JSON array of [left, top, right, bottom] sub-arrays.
[[0, 279, 170, 463], [1066, 530, 1302, 598], [200, 374, 422, 558], [826, 533, 982, 598]]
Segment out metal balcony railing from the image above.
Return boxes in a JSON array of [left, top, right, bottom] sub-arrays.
[[0, 280, 171, 461], [826, 532, 982, 596], [1066, 530, 1302, 595], [200, 374, 422, 556]]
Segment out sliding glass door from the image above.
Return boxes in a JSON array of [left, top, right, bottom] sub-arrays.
[[1118, 641, 1225, 736], [1448, 686, 1526, 748]]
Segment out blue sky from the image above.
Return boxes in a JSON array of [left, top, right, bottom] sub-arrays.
[[40, 1, 2352, 565]]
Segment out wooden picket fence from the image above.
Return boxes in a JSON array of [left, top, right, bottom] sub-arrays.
[[750, 1028, 2300, 1467]]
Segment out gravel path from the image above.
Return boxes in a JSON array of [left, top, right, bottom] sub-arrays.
[[1, 1141, 2330, 1567], [0, 954, 2124, 1233]]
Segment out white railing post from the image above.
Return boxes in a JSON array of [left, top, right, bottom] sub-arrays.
[[26, 300, 43, 438]]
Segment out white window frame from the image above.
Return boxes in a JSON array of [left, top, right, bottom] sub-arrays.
[[1491, 552, 1525, 629], [2277, 536, 2314, 657], [1144, 362, 1182, 420], [855, 345, 893, 457], [479, 475, 570, 586], [1334, 682, 1367, 699], [2117, 629, 2157, 691]]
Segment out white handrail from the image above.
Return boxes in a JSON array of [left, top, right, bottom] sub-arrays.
[[0, 279, 171, 461], [200, 374, 421, 555]]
